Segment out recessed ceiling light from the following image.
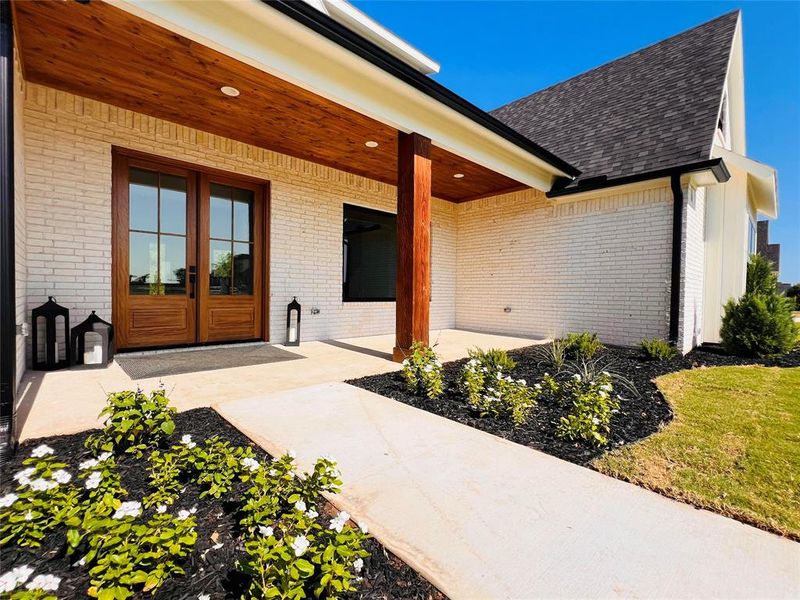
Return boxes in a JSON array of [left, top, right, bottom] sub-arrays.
[[220, 86, 240, 97], [365, 140, 379, 148], [453, 173, 465, 179]]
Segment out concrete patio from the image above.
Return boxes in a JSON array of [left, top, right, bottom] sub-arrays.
[[218, 382, 800, 600], [15, 328, 541, 441]]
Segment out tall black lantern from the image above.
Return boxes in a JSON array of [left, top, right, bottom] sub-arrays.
[[70, 311, 114, 369], [31, 297, 70, 371], [286, 297, 301, 346]]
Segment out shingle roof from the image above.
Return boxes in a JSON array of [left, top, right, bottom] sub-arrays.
[[491, 11, 739, 186]]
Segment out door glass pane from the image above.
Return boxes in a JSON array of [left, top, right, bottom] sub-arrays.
[[233, 189, 253, 242], [160, 235, 186, 295], [129, 232, 158, 295], [232, 242, 252, 295], [129, 168, 158, 231], [209, 240, 232, 295], [210, 184, 232, 239], [160, 174, 187, 235]]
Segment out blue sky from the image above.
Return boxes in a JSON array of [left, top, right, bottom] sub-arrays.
[[353, 1, 800, 282]]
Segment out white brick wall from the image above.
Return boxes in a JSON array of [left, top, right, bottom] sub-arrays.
[[18, 83, 456, 362], [678, 185, 706, 353], [455, 186, 674, 346]]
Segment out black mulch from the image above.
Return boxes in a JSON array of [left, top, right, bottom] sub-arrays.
[[349, 345, 800, 466], [0, 410, 446, 600]]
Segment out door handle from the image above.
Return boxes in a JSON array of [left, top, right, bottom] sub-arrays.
[[189, 266, 197, 299]]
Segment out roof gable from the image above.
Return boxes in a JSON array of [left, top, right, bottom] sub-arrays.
[[491, 11, 740, 185]]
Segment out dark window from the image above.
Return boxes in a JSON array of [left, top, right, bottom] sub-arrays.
[[209, 183, 254, 295], [343, 204, 396, 301]]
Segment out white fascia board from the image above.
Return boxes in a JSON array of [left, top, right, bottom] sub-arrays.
[[713, 145, 778, 218], [108, 0, 564, 191], [313, 0, 440, 75]]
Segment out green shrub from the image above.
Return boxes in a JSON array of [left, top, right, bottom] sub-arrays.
[[401, 341, 444, 399], [563, 332, 604, 360], [640, 338, 678, 361], [746, 253, 778, 295], [461, 348, 538, 426], [785, 284, 800, 311], [534, 339, 568, 372], [545, 370, 620, 446], [720, 292, 797, 357], [85, 388, 176, 458]]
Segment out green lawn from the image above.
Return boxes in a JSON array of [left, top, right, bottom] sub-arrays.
[[594, 365, 800, 539]]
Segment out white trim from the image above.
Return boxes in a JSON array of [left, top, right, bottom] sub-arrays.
[[713, 145, 778, 218], [109, 0, 565, 191]]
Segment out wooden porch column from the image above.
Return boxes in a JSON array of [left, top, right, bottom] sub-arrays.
[[394, 131, 431, 362]]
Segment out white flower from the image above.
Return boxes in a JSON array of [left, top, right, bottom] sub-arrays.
[[358, 522, 369, 534], [199, 595, 210, 600], [211, 542, 224, 550], [97, 451, 113, 462], [322, 453, 337, 463], [79, 458, 99, 471], [181, 434, 196, 449], [592, 417, 600, 425], [401, 359, 409, 366], [572, 373, 582, 381], [24, 511, 33, 521], [29, 478, 58, 492], [26, 574, 60, 592], [13, 467, 35, 485], [30, 445, 54, 458], [156, 505, 167, 514], [353, 558, 364, 573], [287, 449, 297, 459], [52, 470, 72, 484], [0, 565, 33, 592], [176, 506, 197, 521], [534, 383, 542, 390], [518, 379, 527, 386], [290, 535, 310, 557], [268, 468, 278, 477], [423, 363, 433, 373], [113, 501, 142, 519], [306, 509, 319, 519], [600, 383, 613, 392], [85, 471, 102, 490], [294, 500, 306, 512], [73, 558, 86, 567], [328, 510, 350, 533], [0, 493, 18, 508], [258, 525, 274, 537], [241, 457, 260, 472]]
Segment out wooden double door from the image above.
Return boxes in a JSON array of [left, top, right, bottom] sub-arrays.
[[112, 149, 269, 350]]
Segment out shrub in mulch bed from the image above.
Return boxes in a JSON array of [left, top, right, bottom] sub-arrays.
[[0, 409, 445, 600], [350, 344, 800, 466]]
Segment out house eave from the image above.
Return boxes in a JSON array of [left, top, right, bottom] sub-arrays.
[[712, 145, 778, 219]]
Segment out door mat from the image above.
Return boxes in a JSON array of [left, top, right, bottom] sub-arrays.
[[116, 344, 304, 379]]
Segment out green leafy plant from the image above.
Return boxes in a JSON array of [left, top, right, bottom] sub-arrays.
[[721, 292, 797, 357], [545, 370, 620, 446], [85, 389, 176, 458], [640, 338, 678, 361], [562, 332, 604, 360], [534, 339, 568, 372], [460, 348, 538, 426], [400, 341, 444, 399]]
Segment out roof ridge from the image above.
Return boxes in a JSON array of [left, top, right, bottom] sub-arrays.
[[492, 9, 740, 113]]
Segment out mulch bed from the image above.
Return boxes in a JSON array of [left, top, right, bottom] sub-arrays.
[[0, 409, 446, 600], [349, 345, 800, 466]]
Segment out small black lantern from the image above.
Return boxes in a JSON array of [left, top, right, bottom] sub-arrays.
[[286, 297, 301, 346], [31, 296, 70, 371], [70, 311, 114, 369]]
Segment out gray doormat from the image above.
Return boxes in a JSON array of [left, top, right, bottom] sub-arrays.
[[116, 344, 304, 379]]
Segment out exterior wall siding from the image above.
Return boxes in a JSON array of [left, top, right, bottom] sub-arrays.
[[455, 186, 673, 346], [678, 185, 706, 353], [18, 83, 456, 363]]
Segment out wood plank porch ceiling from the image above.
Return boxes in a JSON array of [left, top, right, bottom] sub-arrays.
[[13, 0, 527, 202]]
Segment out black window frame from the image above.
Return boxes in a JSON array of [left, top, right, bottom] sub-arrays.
[[342, 203, 397, 303]]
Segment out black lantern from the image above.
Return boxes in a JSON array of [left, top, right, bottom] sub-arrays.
[[70, 311, 114, 369], [286, 297, 301, 346], [31, 297, 70, 371]]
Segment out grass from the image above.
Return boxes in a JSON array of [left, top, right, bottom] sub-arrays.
[[594, 365, 800, 539]]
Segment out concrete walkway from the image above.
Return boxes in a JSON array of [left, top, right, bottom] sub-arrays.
[[16, 329, 540, 441], [217, 383, 800, 600]]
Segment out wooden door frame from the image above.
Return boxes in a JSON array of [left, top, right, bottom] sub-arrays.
[[111, 146, 271, 350]]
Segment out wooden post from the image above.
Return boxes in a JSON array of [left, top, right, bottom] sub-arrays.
[[394, 131, 431, 362]]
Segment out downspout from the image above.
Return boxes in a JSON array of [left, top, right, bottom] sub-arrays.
[[668, 173, 683, 345], [0, 0, 16, 463]]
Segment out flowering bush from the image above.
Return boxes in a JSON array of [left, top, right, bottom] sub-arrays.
[[0, 565, 60, 599], [85, 388, 176, 458], [400, 341, 443, 399], [460, 348, 538, 426], [545, 371, 620, 445]]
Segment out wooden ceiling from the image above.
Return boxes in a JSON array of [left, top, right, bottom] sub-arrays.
[[12, 0, 526, 202]]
